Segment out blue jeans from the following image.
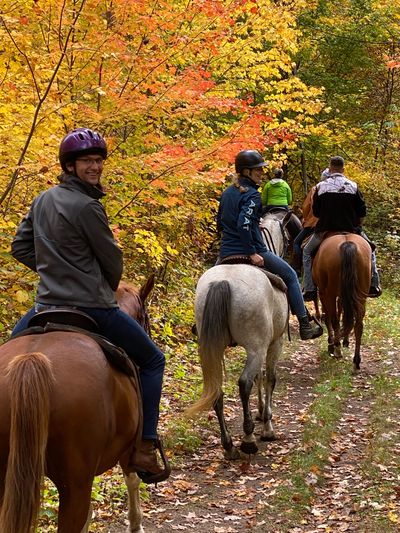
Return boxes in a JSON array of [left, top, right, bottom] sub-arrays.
[[12, 306, 165, 440], [302, 232, 322, 292], [259, 251, 307, 318]]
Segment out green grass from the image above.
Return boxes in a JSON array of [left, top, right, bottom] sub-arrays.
[[267, 288, 400, 528], [355, 373, 400, 531], [270, 357, 354, 521]]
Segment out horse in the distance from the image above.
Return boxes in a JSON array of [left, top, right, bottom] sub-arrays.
[[261, 208, 302, 261], [186, 227, 289, 459], [262, 211, 321, 321], [0, 275, 154, 533], [312, 234, 371, 370]]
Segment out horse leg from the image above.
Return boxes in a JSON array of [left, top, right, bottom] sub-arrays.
[[238, 351, 264, 455], [352, 316, 364, 371], [313, 295, 321, 322], [56, 480, 94, 533], [123, 472, 144, 533], [260, 339, 281, 441], [214, 392, 240, 460], [255, 369, 265, 420], [331, 299, 343, 358], [320, 296, 334, 354], [321, 295, 341, 357]]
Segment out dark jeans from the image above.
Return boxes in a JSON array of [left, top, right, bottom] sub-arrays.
[[12, 305, 165, 440], [259, 251, 307, 318]]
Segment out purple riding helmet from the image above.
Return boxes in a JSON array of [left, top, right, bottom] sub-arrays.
[[59, 128, 107, 171]]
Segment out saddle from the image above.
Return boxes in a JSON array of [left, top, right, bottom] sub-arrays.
[[219, 255, 287, 293], [12, 309, 138, 378]]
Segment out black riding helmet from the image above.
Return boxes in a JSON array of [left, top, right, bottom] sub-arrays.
[[235, 150, 268, 174]]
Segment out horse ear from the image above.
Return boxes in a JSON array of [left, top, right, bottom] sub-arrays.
[[139, 273, 155, 303]]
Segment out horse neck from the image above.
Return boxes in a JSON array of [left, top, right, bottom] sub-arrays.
[[115, 283, 149, 331], [260, 216, 285, 256]]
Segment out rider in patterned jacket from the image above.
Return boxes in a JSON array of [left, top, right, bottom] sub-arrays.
[[217, 150, 322, 341], [302, 156, 381, 301]]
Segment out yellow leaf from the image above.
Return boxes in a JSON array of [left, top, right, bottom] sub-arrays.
[[15, 290, 29, 303]]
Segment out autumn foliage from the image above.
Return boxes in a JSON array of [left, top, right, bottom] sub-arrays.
[[0, 0, 399, 334]]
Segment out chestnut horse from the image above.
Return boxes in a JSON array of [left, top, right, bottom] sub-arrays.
[[0, 275, 154, 533], [312, 234, 371, 370]]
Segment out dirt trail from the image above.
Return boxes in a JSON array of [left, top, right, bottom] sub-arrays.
[[140, 347, 321, 533], [96, 328, 399, 533]]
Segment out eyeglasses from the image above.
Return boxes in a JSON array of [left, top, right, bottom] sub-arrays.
[[75, 157, 104, 166]]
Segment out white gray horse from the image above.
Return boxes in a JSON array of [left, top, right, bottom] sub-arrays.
[[186, 218, 289, 459], [260, 210, 290, 257]]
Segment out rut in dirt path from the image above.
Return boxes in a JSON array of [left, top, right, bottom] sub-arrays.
[[136, 343, 399, 533], [297, 347, 400, 533], [138, 343, 324, 532]]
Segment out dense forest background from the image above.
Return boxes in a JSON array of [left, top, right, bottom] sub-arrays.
[[0, 0, 399, 341]]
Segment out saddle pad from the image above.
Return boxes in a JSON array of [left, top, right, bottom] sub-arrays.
[[12, 323, 139, 379], [218, 256, 287, 293]]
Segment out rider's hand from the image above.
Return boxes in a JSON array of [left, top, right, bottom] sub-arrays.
[[250, 253, 264, 267]]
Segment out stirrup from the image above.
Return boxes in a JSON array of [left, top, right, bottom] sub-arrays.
[[136, 438, 171, 484], [306, 308, 323, 329]]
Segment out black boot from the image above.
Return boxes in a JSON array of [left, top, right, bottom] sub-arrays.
[[368, 285, 382, 298], [298, 315, 323, 340]]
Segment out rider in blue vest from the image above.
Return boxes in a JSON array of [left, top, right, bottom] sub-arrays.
[[217, 150, 322, 341], [11, 128, 170, 484]]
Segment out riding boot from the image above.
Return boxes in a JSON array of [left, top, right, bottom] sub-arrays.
[[298, 315, 323, 340], [131, 438, 171, 484], [368, 251, 382, 297]]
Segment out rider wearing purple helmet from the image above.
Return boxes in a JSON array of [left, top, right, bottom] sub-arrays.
[[11, 128, 171, 484], [59, 128, 108, 171]]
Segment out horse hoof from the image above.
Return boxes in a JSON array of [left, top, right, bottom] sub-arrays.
[[240, 441, 258, 455], [260, 433, 276, 442], [328, 345, 334, 355], [224, 447, 241, 460]]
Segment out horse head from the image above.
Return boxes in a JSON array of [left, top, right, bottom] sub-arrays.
[[115, 273, 155, 335]]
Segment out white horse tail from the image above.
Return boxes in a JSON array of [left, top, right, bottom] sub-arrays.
[[186, 280, 232, 416]]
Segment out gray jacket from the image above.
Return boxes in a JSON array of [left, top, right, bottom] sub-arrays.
[[11, 174, 123, 308]]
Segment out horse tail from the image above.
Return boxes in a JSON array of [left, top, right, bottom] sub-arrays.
[[340, 242, 363, 337], [186, 280, 232, 416], [0, 352, 54, 533]]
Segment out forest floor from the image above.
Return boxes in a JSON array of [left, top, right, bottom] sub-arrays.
[[87, 296, 400, 533]]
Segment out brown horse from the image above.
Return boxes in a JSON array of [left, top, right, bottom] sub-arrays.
[[0, 276, 154, 533], [312, 234, 371, 370]]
